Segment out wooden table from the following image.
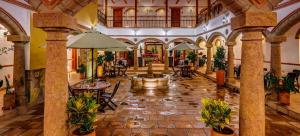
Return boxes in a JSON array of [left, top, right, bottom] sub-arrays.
[[71, 80, 111, 111], [176, 65, 191, 77]]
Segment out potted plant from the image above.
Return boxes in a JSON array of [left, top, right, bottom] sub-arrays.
[[200, 98, 234, 136], [104, 51, 114, 66], [67, 92, 100, 136], [97, 55, 105, 78], [276, 76, 299, 105], [199, 57, 206, 67], [187, 52, 197, 66], [214, 46, 226, 86], [77, 64, 86, 79], [2, 76, 16, 110]]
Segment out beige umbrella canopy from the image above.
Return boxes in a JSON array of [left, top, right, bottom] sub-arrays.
[[169, 42, 204, 51], [67, 31, 130, 49], [67, 30, 131, 79]]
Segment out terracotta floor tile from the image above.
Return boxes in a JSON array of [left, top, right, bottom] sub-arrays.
[[112, 128, 131, 136], [167, 129, 188, 136]]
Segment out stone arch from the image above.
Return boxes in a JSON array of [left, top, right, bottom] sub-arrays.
[[207, 32, 227, 44], [116, 38, 136, 45], [271, 8, 300, 36], [227, 29, 270, 42], [195, 36, 207, 46], [0, 7, 27, 35], [136, 38, 167, 47], [167, 38, 195, 45]]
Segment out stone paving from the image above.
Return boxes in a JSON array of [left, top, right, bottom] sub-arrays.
[[0, 75, 299, 136]]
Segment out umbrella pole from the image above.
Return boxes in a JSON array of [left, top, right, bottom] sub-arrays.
[[91, 48, 94, 82]]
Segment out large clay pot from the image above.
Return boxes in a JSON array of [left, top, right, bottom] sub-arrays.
[[211, 127, 234, 136], [278, 92, 290, 105], [216, 70, 225, 86], [79, 73, 85, 79], [97, 65, 104, 78], [72, 130, 96, 136]]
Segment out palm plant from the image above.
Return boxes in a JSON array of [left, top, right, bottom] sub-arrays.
[[97, 55, 105, 66], [104, 51, 114, 62], [200, 98, 232, 134], [213, 46, 226, 70], [187, 52, 197, 64], [67, 92, 99, 135]]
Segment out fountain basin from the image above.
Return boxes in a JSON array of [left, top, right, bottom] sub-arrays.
[[131, 74, 169, 89]]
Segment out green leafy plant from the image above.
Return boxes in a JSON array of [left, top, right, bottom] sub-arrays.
[[213, 46, 226, 70], [277, 76, 299, 93], [200, 98, 232, 134], [187, 52, 197, 63], [4, 76, 12, 95], [77, 64, 86, 74], [67, 92, 99, 135], [104, 51, 114, 62], [199, 57, 206, 67], [97, 55, 105, 66]]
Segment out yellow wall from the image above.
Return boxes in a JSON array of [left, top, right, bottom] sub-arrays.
[[29, 2, 98, 69], [30, 14, 47, 69], [74, 2, 98, 28]]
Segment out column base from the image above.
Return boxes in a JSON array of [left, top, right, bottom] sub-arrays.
[[226, 78, 236, 84], [206, 70, 212, 75]]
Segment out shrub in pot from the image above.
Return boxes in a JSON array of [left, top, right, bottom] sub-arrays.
[[187, 52, 197, 66], [276, 76, 299, 105], [200, 98, 234, 136], [3, 76, 15, 110], [67, 92, 100, 136], [97, 55, 105, 78], [213, 46, 226, 86], [77, 64, 86, 79], [199, 57, 206, 67], [104, 51, 114, 66]]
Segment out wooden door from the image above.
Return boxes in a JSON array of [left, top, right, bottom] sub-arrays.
[[171, 8, 181, 27], [113, 8, 123, 27], [72, 49, 77, 71]]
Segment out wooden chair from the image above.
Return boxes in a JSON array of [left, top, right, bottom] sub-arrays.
[[120, 66, 128, 76], [68, 83, 75, 97], [101, 81, 121, 110], [172, 66, 180, 76]]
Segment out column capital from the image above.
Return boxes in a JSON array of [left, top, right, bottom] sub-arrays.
[[267, 35, 287, 44], [7, 35, 29, 43], [231, 11, 277, 30], [33, 12, 77, 32], [226, 41, 236, 47], [206, 43, 213, 48]]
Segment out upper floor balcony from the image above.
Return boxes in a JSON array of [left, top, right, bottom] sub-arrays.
[[98, 1, 224, 28]]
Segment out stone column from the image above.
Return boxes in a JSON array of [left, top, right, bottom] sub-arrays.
[[134, 47, 138, 70], [269, 35, 286, 77], [164, 46, 169, 71], [33, 12, 77, 136], [7, 35, 29, 109], [206, 43, 213, 74], [226, 41, 236, 83], [231, 11, 276, 136]]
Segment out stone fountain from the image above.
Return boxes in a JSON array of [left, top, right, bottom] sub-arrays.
[[131, 61, 169, 89]]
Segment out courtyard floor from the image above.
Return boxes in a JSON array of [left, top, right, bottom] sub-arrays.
[[0, 75, 299, 136]]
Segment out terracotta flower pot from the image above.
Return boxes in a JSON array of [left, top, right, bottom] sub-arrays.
[[211, 127, 234, 136], [216, 70, 225, 86], [97, 65, 104, 78], [278, 92, 290, 105], [80, 73, 85, 79], [72, 130, 95, 136]]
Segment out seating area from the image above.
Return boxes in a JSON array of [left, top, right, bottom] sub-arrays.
[[0, 0, 300, 136]]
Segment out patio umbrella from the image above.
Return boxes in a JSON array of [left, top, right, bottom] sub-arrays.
[[169, 42, 204, 51], [67, 30, 131, 79]]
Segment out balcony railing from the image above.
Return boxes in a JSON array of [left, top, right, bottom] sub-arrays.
[[98, 2, 224, 28], [100, 16, 196, 28]]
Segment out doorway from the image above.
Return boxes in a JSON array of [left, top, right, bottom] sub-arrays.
[[171, 8, 181, 27], [113, 8, 123, 27]]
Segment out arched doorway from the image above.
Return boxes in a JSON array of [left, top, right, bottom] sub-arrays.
[[167, 38, 196, 66], [137, 38, 166, 67]]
